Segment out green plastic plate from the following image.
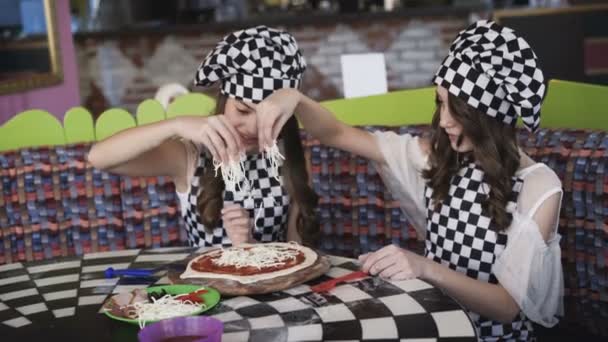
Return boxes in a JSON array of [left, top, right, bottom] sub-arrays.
[[103, 284, 220, 326]]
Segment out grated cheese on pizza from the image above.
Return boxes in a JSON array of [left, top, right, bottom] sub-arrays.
[[212, 244, 300, 270], [180, 242, 320, 285]]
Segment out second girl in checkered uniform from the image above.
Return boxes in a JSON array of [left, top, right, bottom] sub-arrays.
[[88, 26, 319, 249], [256, 21, 563, 341]]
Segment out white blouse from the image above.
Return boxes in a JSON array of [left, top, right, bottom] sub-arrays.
[[372, 131, 564, 327], [175, 140, 204, 214]]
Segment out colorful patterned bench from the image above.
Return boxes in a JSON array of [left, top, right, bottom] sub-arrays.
[[1, 127, 606, 335]]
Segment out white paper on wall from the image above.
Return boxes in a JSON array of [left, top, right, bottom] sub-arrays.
[[340, 53, 388, 99]]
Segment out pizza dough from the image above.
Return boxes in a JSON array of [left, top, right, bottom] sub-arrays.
[[180, 242, 318, 284], [170, 242, 331, 295]]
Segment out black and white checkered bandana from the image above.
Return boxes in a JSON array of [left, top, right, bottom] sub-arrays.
[[433, 20, 545, 132], [194, 25, 306, 103]]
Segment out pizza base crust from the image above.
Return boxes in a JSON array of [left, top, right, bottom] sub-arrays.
[[179, 242, 318, 284], [169, 253, 331, 296]]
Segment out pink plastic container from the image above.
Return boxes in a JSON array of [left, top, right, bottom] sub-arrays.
[[138, 316, 223, 342]]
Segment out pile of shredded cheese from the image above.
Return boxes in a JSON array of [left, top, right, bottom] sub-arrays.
[[212, 244, 299, 269], [128, 294, 204, 328]]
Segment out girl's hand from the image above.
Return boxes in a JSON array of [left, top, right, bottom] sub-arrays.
[[256, 88, 302, 151], [221, 204, 252, 247], [175, 115, 242, 163], [359, 244, 431, 281]]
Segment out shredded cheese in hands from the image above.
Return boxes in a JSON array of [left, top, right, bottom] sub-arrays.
[[212, 140, 284, 200], [212, 244, 299, 269], [263, 141, 285, 181], [214, 153, 251, 195]]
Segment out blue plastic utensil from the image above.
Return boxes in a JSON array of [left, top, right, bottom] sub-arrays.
[[104, 267, 155, 279]]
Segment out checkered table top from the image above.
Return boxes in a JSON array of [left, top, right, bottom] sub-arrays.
[[0, 248, 477, 341]]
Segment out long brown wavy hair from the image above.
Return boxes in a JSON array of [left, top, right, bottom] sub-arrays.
[[197, 95, 320, 246], [422, 92, 521, 232]]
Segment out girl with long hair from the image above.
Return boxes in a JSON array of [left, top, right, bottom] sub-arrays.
[[256, 21, 563, 341], [88, 26, 319, 248]]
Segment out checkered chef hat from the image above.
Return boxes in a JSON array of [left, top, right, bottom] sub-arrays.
[[194, 25, 306, 103], [433, 20, 545, 132]]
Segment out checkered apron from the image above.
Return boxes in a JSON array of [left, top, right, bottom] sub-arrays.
[[181, 152, 290, 247], [424, 161, 535, 341]]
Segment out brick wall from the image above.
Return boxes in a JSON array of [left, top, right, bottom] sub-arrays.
[[74, 15, 474, 116]]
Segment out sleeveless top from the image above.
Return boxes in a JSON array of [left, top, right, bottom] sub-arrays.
[[424, 160, 535, 341], [179, 151, 290, 247]]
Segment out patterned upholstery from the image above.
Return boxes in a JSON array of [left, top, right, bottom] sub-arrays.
[[0, 126, 606, 335], [0, 144, 184, 264], [303, 126, 428, 258]]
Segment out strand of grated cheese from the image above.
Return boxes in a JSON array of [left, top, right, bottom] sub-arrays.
[[213, 153, 251, 195], [212, 244, 299, 269], [212, 141, 283, 199], [263, 141, 285, 181]]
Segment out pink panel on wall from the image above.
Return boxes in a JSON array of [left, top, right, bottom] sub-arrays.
[[0, 0, 80, 125]]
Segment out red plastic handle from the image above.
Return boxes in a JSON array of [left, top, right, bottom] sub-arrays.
[[311, 271, 368, 293]]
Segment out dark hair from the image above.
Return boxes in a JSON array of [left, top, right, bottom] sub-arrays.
[[422, 92, 520, 232], [197, 94, 320, 246]]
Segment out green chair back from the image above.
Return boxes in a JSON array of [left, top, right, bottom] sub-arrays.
[[321, 87, 435, 126], [64, 107, 96, 144], [1, 79, 606, 152], [541, 80, 608, 130], [0, 110, 65, 151], [95, 108, 136, 141], [136, 99, 166, 126], [166, 93, 216, 119]]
